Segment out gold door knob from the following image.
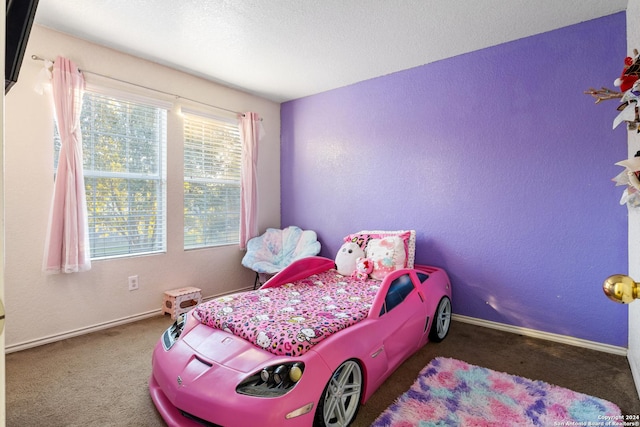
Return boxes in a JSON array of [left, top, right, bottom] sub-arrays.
[[603, 274, 640, 303]]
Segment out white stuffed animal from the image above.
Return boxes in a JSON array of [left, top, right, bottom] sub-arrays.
[[335, 241, 364, 276]]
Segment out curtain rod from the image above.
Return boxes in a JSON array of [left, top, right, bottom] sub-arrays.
[[31, 54, 250, 118]]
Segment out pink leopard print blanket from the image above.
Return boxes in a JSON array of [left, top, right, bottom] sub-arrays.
[[194, 270, 380, 356]]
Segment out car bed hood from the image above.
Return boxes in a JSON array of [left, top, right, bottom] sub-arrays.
[[182, 323, 276, 373]]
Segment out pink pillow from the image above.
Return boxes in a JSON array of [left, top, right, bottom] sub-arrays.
[[343, 230, 415, 269]]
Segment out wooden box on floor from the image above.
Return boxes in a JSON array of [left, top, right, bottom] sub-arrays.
[[162, 287, 202, 320]]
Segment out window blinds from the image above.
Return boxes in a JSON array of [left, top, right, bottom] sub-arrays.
[[183, 112, 242, 249]]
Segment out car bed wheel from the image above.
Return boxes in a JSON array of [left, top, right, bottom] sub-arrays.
[[429, 296, 451, 342], [314, 359, 363, 427]]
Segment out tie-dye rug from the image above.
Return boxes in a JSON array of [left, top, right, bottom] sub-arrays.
[[371, 357, 621, 427]]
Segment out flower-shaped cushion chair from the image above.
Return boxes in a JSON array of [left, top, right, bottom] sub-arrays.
[[242, 226, 321, 288]]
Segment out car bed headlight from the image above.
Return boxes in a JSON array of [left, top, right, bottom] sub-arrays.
[[162, 313, 187, 351], [237, 362, 305, 397]]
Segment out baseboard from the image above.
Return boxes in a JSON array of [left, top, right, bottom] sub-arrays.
[[628, 348, 640, 400], [5, 309, 162, 354], [5, 297, 626, 356], [453, 314, 628, 356], [4, 287, 255, 354]]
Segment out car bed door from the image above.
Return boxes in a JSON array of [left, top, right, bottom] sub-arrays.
[[379, 273, 428, 370]]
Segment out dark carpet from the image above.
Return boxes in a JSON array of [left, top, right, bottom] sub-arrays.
[[5, 315, 638, 426]]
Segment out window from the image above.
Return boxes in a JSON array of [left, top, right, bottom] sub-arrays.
[[54, 89, 168, 259], [183, 112, 242, 249], [380, 274, 416, 315]]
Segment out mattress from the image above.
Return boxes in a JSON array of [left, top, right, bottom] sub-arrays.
[[194, 270, 381, 356]]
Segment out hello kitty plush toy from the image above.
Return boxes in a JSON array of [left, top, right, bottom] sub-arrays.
[[335, 241, 365, 276], [353, 257, 373, 280]]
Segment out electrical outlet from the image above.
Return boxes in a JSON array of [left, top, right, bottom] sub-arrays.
[[128, 275, 139, 291]]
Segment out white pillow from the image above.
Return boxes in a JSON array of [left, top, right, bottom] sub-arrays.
[[366, 236, 406, 280], [344, 229, 416, 269]]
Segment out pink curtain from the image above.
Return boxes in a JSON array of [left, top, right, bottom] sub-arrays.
[[238, 112, 264, 250], [43, 56, 91, 273]]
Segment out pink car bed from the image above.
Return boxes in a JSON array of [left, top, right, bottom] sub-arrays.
[[150, 229, 452, 427]]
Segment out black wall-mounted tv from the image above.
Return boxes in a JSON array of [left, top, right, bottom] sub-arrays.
[[5, 0, 39, 94]]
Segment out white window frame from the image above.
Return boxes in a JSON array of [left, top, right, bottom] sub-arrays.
[[54, 85, 170, 260], [183, 109, 242, 249]]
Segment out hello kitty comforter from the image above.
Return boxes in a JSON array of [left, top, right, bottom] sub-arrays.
[[194, 270, 380, 357]]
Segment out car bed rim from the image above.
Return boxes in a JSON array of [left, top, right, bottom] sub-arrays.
[[323, 360, 362, 427], [436, 298, 451, 339]]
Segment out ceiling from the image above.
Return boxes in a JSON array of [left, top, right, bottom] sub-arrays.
[[33, 0, 628, 103]]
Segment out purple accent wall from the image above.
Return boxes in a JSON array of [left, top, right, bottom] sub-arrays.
[[281, 14, 629, 347]]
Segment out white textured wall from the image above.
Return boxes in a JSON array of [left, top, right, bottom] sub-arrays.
[[1, 1, 6, 422], [3, 25, 281, 350], [627, 0, 640, 400]]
